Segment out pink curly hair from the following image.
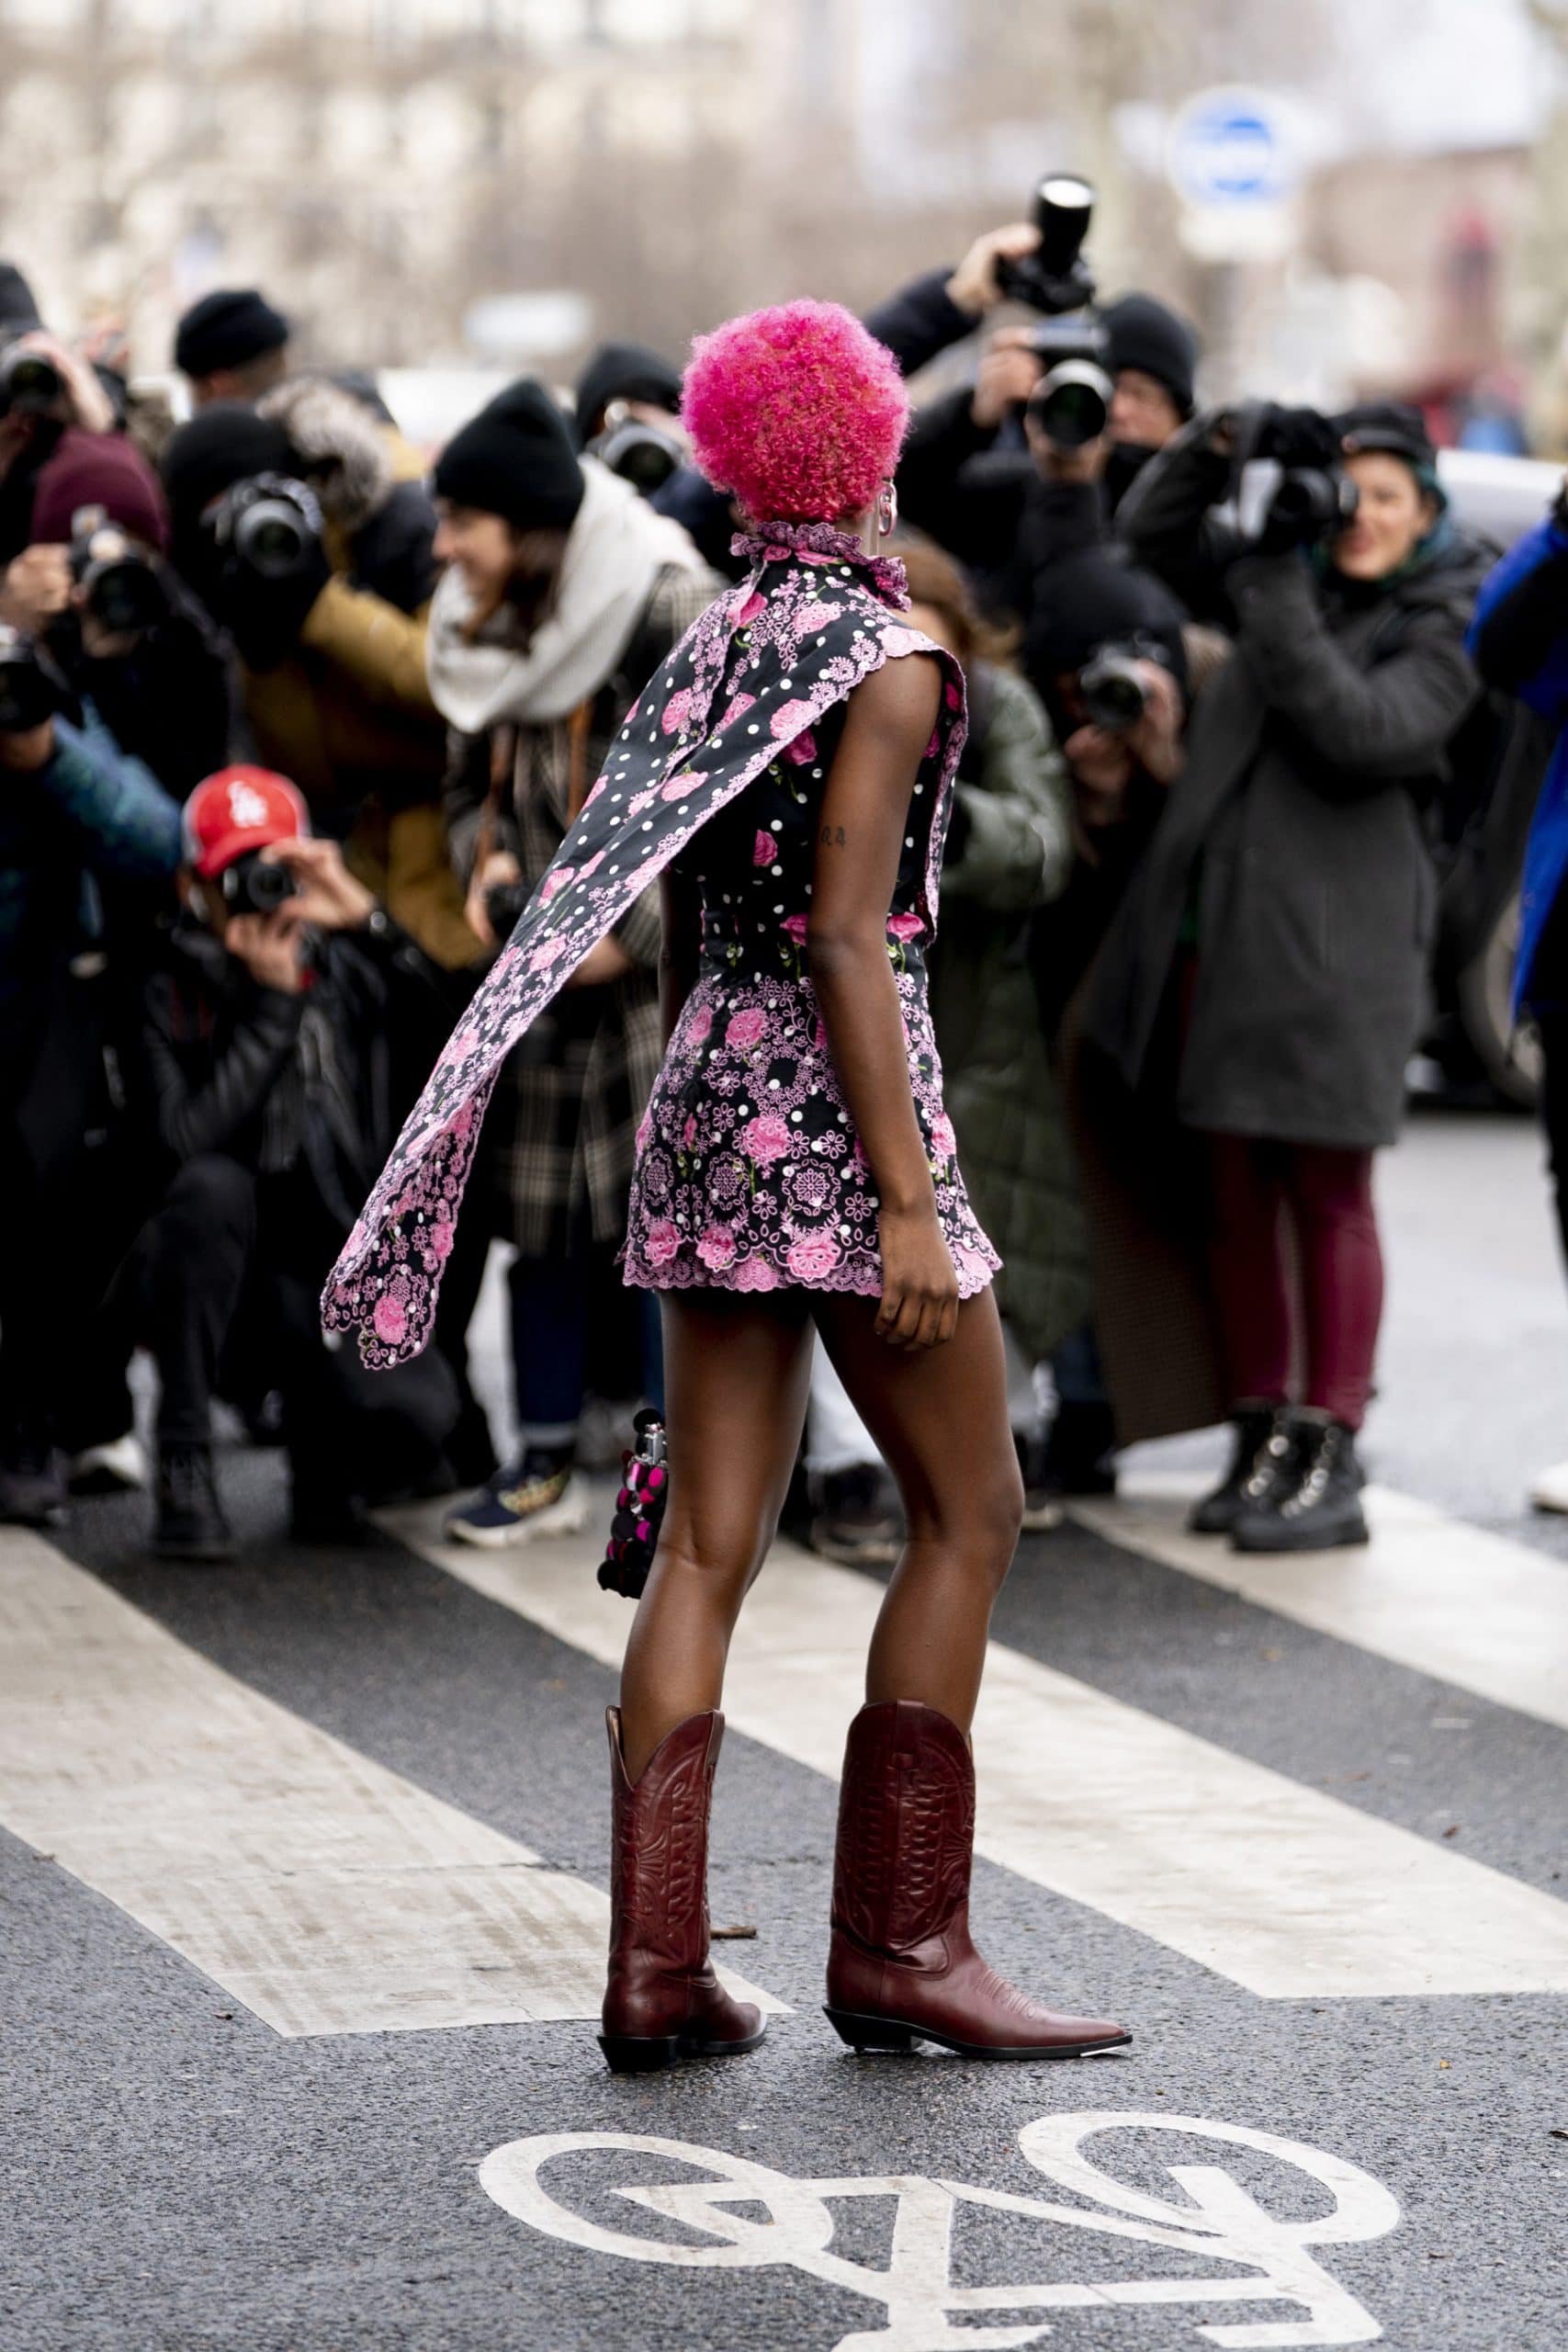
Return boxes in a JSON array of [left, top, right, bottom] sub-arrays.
[[682, 300, 908, 526]]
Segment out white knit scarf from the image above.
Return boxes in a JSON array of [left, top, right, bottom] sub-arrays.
[[425, 456, 706, 731]]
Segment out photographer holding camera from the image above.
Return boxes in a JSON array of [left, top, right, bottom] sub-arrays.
[[1084, 401, 1489, 1553], [0, 280, 120, 566], [161, 392, 476, 968], [424, 377, 719, 1546], [130, 767, 471, 1558], [0, 647, 185, 1525]]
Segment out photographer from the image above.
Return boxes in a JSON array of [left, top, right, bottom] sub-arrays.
[[1085, 402, 1488, 1553], [161, 396, 476, 967], [1468, 481, 1568, 1511], [172, 287, 289, 411], [132, 769, 469, 1558], [896, 291, 1199, 614], [425, 377, 719, 1546], [0, 299, 119, 565], [0, 688, 183, 1526], [15, 425, 233, 791]]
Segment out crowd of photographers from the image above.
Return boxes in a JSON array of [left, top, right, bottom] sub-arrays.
[[4, 187, 1568, 1566]]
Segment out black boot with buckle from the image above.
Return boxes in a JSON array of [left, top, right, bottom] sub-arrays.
[[1231, 1414, 1369, 1554], [1188, 1404, 1296, 1535]]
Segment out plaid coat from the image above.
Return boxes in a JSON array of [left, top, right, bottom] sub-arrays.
[[445, 560, 721, 1255]]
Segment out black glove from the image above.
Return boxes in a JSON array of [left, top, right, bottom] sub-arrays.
[[1248, 401, 1340, 471], [216, 530, 331, 670]]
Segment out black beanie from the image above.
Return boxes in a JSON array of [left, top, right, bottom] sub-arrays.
[[160, 403, 295, 537], [1333, 399, 1437, 474], [0, 262, 40, 333], [573, 340, 683, 445], [433, 379, 584, 531], [174, 288, 289, 379], [1100, 293, 1199, 417]]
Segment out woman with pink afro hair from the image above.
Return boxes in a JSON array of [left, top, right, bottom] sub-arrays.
[[328, 291, 1129, 2078], [683, 299, 909, 525]]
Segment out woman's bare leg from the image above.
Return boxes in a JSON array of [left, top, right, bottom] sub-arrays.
[[813, 1286, 1023, 1733], [618, 1288, 815, 1780]]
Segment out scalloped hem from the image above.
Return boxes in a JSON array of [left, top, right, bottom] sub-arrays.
[[620, 1249, 1000, 1300]]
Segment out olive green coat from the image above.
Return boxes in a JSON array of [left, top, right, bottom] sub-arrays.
[[930, 662, 1088, 1362]]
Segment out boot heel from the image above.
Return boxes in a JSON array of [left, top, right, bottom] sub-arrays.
[[598, 2031, 682, 2074], [824, 2006, 917, 2052]]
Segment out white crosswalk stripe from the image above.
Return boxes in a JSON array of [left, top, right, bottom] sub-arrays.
[[0, 1527, 780, 2038], [382, 1500, 1568, 2003], [1070, 1473, 1568, 1732]]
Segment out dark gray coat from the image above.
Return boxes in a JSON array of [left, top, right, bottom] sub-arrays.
[[1088, 539, 1487, 1148]]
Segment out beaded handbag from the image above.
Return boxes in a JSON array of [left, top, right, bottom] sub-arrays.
[[599, 1408, 668, 1599]]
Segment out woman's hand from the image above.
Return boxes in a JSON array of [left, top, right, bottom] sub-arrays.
[[876, 1204, 960, 1351]]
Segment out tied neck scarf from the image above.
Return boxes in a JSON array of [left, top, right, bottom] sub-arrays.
[[425, 457, 707, 731], [321, 518, 967, 1366]]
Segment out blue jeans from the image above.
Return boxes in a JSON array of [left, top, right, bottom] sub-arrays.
[[509, 1251, 663, 1450]]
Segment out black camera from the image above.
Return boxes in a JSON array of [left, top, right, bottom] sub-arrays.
[[0, 341, 63, 420], [485, 879, 529, 939], [997, 174, 1098, 316], [1265, 466, 1359, 546], [589, 403, 683, 497], [209, 473, 323, 582], [68, 504, 166, 637], [1026, 322, 1114, 449], [217, 850, 298, 918], [0, 622, 63, 732], [1078, 636, 1173, 734]]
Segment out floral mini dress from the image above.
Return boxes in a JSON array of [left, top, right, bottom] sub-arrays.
[[620, 690, 1000, 1301]]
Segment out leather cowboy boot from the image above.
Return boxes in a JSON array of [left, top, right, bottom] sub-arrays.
[[599, 1706, 766, 2074], [825, 1700, 1131, 2061]]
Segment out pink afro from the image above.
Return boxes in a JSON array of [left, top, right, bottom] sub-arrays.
[[683, 300, 908, 525]]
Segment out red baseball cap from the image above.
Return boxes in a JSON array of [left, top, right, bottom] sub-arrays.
[[183, 765, 310, 877]]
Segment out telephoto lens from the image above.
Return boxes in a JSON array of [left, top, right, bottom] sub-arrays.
[[69, 507, 166, 638], [211, 474, 324, 582], [1030, 360, 1112, 450], [219, 851, 298, 918], [1078, 647, 1151, 734], [997, 173, 1098, 314], [0, 343, 63, 418]]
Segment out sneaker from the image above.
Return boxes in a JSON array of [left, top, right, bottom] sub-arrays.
[[1529, 1459, 1568, 1514], [152, 1442, 236, 1563], [444, 1450, 591, 1547], [0, 1431, 68, 1529], [808, 1463, 902, 1566], [68, 1432, 150, 1496], [1232, 1417, 1370, 1554], [1188, 1404, 1294, 1535]]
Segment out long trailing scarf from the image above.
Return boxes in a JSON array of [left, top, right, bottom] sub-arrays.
[[321, 518, 966, 1366], [425, 457, 707, 730]]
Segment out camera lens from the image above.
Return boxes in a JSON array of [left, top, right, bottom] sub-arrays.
[[1030, 359, 1111, 450], [86, 560, 165, 637]]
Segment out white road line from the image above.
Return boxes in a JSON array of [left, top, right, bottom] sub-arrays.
[[382, 1503, 1568, 2003], [0, 1529, 778, 2038], [1070, 1475, 1568, 1734]]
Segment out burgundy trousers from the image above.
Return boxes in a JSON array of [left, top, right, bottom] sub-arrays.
[[1202, 1133, 1383, 1431]]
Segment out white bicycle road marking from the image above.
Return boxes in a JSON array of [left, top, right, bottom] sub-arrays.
[[479, 2109, 1400, 2349]]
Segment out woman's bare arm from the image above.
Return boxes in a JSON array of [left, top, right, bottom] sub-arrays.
[[807, 650, 957, 1351]]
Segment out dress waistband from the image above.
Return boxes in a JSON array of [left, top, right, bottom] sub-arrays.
[[697, 906, 927, 978]]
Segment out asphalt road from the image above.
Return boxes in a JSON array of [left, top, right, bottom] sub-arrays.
[[4, 1111, 1566, 2352]]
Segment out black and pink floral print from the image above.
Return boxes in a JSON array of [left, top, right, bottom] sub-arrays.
[[619, 685, 998, 1301], [321, 520, 990, 1367]]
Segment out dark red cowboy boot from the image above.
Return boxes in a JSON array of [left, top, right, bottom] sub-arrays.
[[825, 1699, 1131, 2061], [600, 1705, 766, 2074]]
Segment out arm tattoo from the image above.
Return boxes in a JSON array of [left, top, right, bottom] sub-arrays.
[[818, 824, 848, 847]]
